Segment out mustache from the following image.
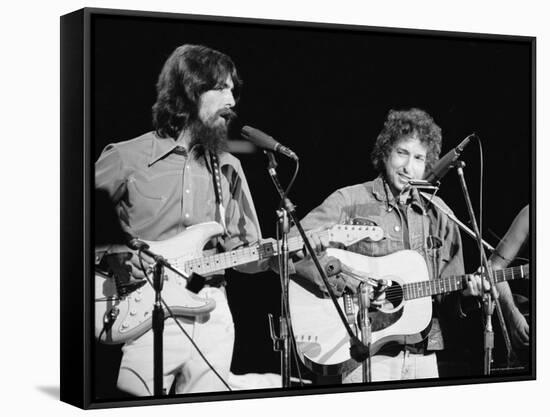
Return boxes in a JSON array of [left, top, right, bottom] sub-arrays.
[[217, 108, 237, 122]]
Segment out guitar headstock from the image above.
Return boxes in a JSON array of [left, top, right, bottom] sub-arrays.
[[328, 224, 384, 247]]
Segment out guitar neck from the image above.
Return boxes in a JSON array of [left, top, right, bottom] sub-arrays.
[[403, 264, 530, 300], [182, 231, 328, 275]]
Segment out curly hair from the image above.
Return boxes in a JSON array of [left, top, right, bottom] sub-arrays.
[[370, 108, 442, 173], [152, 44, 242, 139]]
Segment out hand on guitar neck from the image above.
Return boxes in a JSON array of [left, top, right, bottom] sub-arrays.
[[462, 271, 491, 298]]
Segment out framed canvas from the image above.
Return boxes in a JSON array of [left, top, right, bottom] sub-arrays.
[[60, 7, 535, 409]]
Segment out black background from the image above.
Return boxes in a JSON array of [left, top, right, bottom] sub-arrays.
[[91, 12, 533, 399]]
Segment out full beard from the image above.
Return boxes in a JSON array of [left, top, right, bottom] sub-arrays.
[[189, 108, 237, 155]]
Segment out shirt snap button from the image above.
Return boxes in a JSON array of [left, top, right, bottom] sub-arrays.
[[394, 225, 401, 232]]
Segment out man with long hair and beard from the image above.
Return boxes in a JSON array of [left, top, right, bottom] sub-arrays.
[[95, 44, 266, 396]]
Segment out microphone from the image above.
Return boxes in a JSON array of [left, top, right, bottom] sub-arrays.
[[241, 125, 299, 161], [424, 133, 476, 184]]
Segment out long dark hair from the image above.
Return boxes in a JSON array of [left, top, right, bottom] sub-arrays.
[[152, 44, 242, 139], [371, 108, 442, 173]]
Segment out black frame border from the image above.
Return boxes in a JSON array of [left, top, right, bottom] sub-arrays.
[[60, 7, 536, 409]]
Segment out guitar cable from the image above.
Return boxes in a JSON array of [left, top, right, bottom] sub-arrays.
[[137, 250, 232, 392]]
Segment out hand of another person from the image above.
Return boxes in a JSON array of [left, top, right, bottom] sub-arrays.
[[371, 279, 389, 308], [507, 308, 530, 348], [326, 272, 362, 297]]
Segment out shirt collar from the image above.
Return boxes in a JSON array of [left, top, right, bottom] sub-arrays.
[[148, 134, 180, 166], [147, 133, 236, 173], [148, 133, 205, 166]]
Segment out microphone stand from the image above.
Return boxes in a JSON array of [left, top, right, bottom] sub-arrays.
[[264, 151, 293, 387], [358, 283, 372, 382], [453, 161, 514, 373], [278, 207, 292, 387], [152, 261, 165, 396], [135, 244, 195, 396], [263, 152, 370, 387]]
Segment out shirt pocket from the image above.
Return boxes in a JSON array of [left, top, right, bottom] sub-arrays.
[[423, 235, 450, 281], [126, 171, 179, 229]]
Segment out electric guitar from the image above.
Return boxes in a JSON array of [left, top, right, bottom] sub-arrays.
[[95, 221, 383, 344], [289, 248, 530, 376]]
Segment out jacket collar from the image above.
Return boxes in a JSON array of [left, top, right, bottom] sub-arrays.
[[371, 175, 426, 214]]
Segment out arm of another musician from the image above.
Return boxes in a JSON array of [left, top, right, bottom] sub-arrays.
[[489, 205, 530, 347], [491, 205, 529, 269]]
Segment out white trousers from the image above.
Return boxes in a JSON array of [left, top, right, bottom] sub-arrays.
[[343, 351, 438, 383], [116, 286, 234, 396]]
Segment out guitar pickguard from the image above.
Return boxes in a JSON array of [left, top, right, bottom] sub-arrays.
[[369, 307, 403, 333]]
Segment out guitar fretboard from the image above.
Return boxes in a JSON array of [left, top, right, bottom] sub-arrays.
[[181, 236, 309, 275], [403, 264, 529, 300], [179, 225, 381, 275]]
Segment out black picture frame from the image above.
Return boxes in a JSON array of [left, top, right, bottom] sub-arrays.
[[60, 7, 535, 409]]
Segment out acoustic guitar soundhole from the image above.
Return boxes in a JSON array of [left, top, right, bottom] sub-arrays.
[[383, 280, 404, 309], [368, 280, 404, 332]]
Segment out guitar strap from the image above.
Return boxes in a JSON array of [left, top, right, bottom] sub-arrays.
[[207, 151, 228, 236]]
